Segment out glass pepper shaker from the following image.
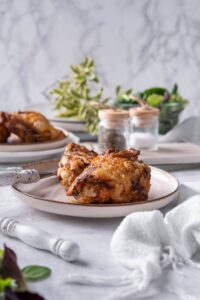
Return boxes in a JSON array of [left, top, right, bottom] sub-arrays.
[[129, 106, 160, 151], [98, 109, 130, 153]]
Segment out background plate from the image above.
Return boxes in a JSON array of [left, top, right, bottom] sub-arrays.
[[0, 132, 79, 163], [0, 128, 69, 152], [12, 161, 179, 218]]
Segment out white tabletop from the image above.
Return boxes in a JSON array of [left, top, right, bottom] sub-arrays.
[[0, 167, 200, 300]]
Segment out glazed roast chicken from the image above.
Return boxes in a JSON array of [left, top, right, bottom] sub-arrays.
[[58, 144, 151, 204], [0, 111, 65, 143]]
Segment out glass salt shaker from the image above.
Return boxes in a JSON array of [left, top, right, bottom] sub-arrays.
[[129, 106, 160, 151], [98, 109, 130, 153]]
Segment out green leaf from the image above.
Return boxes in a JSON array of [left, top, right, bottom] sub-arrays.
[[142, 87, 166, 97], [22, 266, 51, 282], [171, 83, 178, 95], [126, 88, 133, 95], [0, 277, 14, 293], [0, 249, 4, 259], [146, 94, 163, 107], [115, 85, 121, 96], [71, 65, 80, 74], [88, 59, 94, 68]]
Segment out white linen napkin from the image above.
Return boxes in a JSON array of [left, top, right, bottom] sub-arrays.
[[66, 195, 200, 300], [159, 117, 200, 144], [165, 195, 200, 262], [109, 195, 200, 299], [110, 211, 172, 297]]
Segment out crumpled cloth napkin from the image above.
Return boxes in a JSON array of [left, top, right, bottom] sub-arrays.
[[66, 195, 200, 300], [159, 117, 200, 144], [110, 195, 200, 299]]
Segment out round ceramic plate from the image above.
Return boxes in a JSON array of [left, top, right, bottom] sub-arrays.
[[0, 128, 69, 152], [12, 160, 179, 218], [24, 103, 85, 132], [0, 132, 79, 163]]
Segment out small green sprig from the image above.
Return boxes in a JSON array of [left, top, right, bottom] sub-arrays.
[[51, 57, 110, 135]]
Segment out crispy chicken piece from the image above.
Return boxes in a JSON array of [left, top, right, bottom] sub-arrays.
[[12, 111, 65, 142], [0, 111, 65, 143], [0, 111, 34, 143], [0, 112, 10, 142], [57, 143, 98, 190], [0, 124, 9, 143], [67, 148, 151, 204]]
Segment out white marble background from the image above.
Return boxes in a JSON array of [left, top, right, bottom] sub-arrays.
[[0, 0, 200, 120]]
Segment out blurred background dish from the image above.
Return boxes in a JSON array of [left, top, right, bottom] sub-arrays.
[[24, 103, 85, 132], [0, 147, 65, 164], [0, 132, 79, 164], [24, 103, 97, 142], [0, 127, 69, 152]]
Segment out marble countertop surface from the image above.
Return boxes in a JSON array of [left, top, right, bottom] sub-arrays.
[[0, 167, 200, 300]]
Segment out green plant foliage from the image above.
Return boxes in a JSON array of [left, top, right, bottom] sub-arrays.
[[0, 277, 14, 293], [115, 83, 188, 134], [51, 57, 110, 135], [146, 94, 163, 107]]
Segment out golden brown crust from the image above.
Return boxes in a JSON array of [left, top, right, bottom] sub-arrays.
[[0, 112, 35, 143], [57, 143, 98, 190], [0, 124, 10, 143], [0, 111, 65, 144], [66, 147, 151, 204], [12, 111, 65, 142]]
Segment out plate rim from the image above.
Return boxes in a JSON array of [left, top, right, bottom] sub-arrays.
[[48, 118, 85, 124], [0, 136, 67, 147], [0, 132, 79, 157], [0, 146, 66, 157], [12, 166, 179, 208], [0, 126, 68, 149], [24, 103, 86, 124]]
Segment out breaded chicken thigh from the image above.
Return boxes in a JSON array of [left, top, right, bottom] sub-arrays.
[[57, 143, 98, 190], [67, 148, 151, 204]]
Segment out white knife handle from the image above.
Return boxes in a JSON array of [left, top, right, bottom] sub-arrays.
[[0, 169, 40, 186], [0, 218, 80, 262]]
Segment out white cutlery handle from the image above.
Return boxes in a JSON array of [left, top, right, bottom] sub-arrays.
[[0, 218, 80, 262], [0, 169, 40, 186]]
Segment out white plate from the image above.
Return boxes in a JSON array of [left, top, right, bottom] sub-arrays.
[[0, 128, 69, 152], [0, 132, 79, 163], [24, 103, 85, 132], [12, 161, 179, 218]]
